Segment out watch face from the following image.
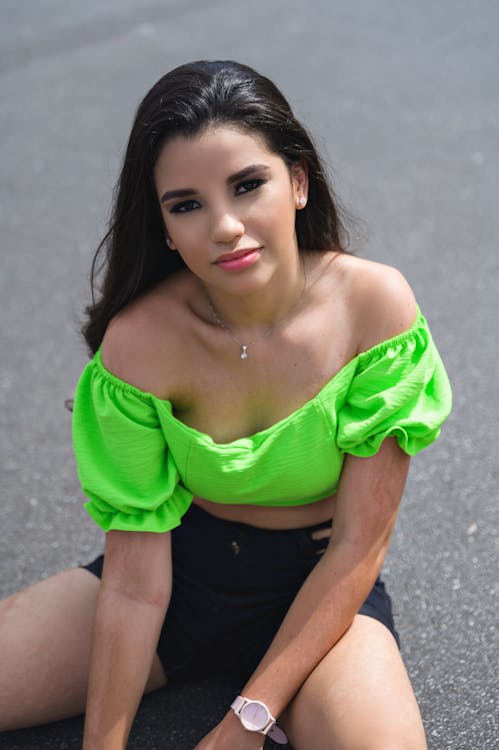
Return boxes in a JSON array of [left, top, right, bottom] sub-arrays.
[[240, 701, 269, 731]]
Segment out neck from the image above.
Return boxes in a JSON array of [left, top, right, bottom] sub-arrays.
[[205, 254, 306, 334]]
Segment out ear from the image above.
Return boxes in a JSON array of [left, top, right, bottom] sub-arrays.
[[165, 235, 177, 251], [290, 161, 309, 209]]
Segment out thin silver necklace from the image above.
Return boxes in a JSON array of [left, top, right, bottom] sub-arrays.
[[206, 266, 307, 360]]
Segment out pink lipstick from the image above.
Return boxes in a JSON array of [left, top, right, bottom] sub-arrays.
[[215, 248, 261, 271]]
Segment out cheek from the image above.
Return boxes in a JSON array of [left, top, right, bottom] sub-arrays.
[[252, 183, 295, 221], [259, 190, 297, 239], [164, 215, 203, 249]]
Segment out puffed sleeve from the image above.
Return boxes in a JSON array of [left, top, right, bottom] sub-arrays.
[[72, 352, 193, 533], [337, 310, 452, 457]]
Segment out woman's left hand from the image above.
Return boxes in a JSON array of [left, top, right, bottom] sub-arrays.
[[194, 710, 265, 750]]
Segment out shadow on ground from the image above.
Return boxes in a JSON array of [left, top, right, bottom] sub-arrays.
[[1, 676, 289, 749]]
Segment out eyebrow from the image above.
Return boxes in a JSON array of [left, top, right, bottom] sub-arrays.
[[227, 163, 270, 184], [159, 163, 270, 204]]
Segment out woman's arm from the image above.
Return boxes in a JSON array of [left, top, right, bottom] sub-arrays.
[[82, 529, 172, 750], [195, 435, 411, 750], [239, 436, 410, 716]]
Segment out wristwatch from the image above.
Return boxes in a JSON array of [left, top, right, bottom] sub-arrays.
[[230, 695, 288, 744]]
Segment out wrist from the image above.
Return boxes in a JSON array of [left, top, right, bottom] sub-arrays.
[[230, 694, 288, 745], [222, 709, 265, 744]]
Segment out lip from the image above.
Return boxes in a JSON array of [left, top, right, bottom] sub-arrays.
[[214, 247, 262, 271], [215, 247, 261, 263]]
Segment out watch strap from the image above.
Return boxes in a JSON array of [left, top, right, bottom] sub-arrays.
[[230, 695, 246, 714], [268, 723, 289, 743]]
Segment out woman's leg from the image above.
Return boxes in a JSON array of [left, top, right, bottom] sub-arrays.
[[0, 568, 167, 731], [280, 614, 427, 750]]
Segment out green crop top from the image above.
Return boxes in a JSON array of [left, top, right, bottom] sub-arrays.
[[72, 306, 452, 534]]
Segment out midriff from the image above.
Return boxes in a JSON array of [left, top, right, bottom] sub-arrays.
[[192, 493, 336, 530]]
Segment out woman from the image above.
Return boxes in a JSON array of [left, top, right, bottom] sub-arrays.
[[0, 60, 451, 749]]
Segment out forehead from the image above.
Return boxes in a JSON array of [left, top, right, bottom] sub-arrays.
[[154, 126, 284, 185]]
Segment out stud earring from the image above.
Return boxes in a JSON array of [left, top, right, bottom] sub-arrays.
[[299, 197, 306, 207]]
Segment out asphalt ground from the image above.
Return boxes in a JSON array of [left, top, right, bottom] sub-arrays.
[[1, 1, 498, 748]]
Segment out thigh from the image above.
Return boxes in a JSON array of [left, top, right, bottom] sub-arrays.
[[280, 615, 427, 750], [0, 567, 166, 731]]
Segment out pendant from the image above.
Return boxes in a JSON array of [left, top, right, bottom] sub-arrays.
[[240, 345, 248, 360]]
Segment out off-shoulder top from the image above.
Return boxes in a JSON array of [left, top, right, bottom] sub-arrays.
[[72, 306, 452, 534]]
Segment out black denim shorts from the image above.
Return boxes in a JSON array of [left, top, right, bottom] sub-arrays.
[[82, 503, 399, 683]]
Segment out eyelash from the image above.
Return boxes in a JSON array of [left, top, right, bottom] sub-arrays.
[[235, 177, 266, 195], [169, 178, 266, 214], [170, 200, 199, 214]]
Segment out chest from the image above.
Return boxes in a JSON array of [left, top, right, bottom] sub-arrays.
[[172, 320, 356, 444]]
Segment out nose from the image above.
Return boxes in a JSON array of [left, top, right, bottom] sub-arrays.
[[210, 209, 245, 245]]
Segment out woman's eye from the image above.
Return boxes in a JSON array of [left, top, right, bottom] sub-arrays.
[[170, 199, 200, 214], [235, 178, 265, 196]]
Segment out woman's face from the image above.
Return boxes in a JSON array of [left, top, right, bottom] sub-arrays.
[[154, 125, 307, 295]]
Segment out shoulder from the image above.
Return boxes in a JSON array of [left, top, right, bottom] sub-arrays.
[[333, 253, 417, 353], [100, 270, 196, 395]]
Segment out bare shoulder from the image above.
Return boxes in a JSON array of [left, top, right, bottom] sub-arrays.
[[334, 253, 418, 353], [101, 270, 195, 395]]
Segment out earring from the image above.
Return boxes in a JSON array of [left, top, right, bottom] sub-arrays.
[[299, 197, 306, 207], [165, 236, 173, 248]]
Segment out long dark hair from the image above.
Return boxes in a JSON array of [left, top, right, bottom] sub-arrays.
[[83, 60, 352, 355]]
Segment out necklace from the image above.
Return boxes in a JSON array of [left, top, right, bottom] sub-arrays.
[[206, 266, 307, 360]]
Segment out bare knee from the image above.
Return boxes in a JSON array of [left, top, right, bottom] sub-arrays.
[[0, 567, 167, 730], [289, 729, 426, 750], [0, 568, 100, 729], [282, 616, 427, 750], [354, 736, 427, 750]]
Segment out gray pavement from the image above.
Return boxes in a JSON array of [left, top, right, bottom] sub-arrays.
[[1, 1, 498, 748]]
